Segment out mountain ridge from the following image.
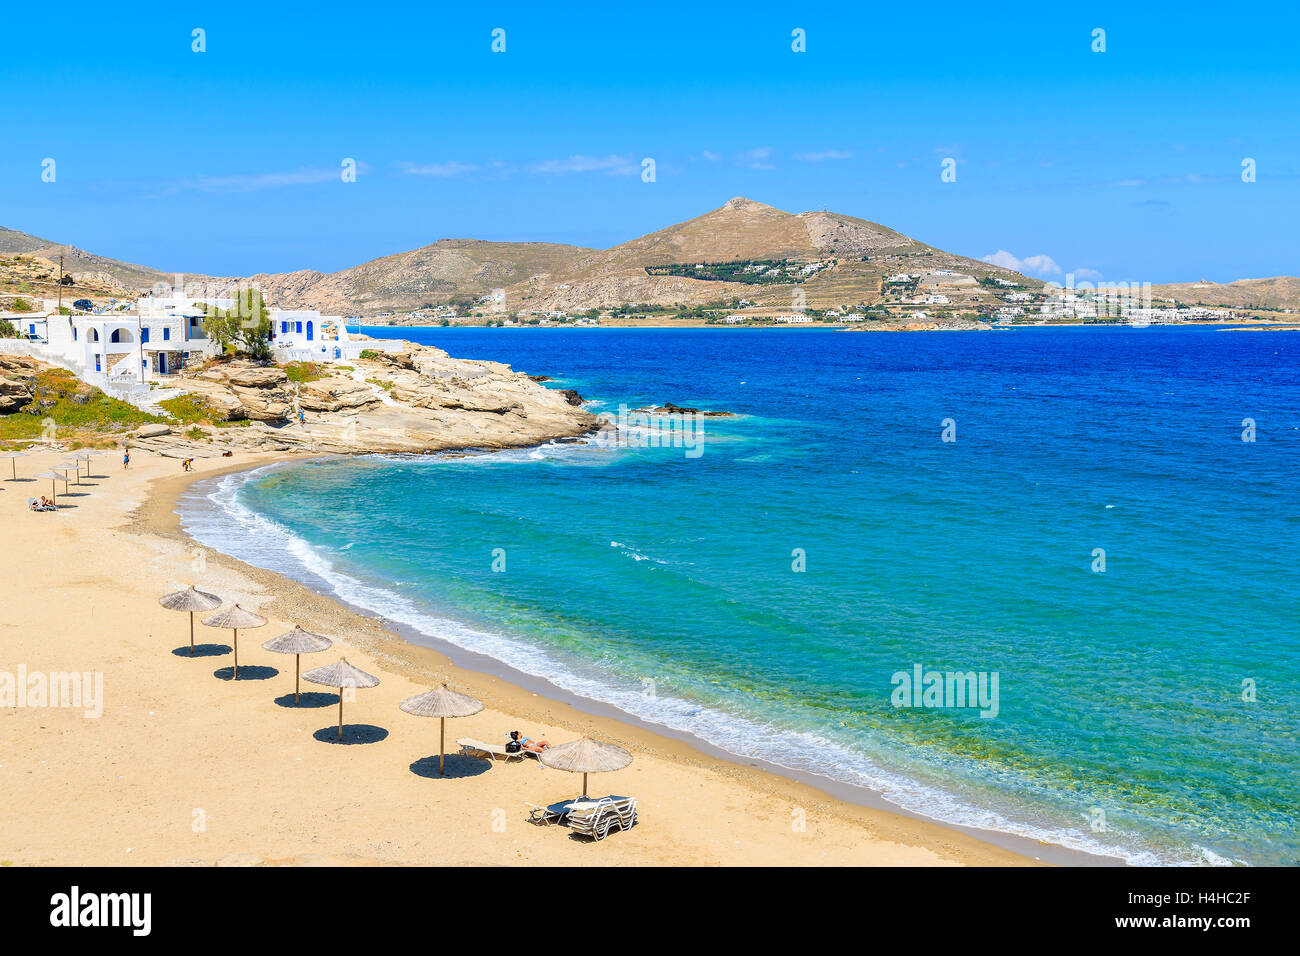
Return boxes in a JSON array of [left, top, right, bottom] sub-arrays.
[[5, 204, 1297, 316]]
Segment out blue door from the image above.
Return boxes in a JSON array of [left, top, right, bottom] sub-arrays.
[[158, 353, 168, 374], [306, 320, 314, 341]]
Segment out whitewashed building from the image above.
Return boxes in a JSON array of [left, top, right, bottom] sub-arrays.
[[24, 295, 224, 381]]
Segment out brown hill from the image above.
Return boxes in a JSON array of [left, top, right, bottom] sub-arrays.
[[0, 226, 170, 291], [505, 197, 1024, 313], [240, 238, 594, 314], [1149, 276, 1300, 312]]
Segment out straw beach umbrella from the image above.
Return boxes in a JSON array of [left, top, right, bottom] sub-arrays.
[[202, 604, 268, 678], [302, 658, 379, 742], [59, 461, 82, 485], [540, 736, 634, 800], [51, 466, 73, 493], [33, 471, 66, 504], [399, 684, 484, 774], [75, 450, 98, 476], [159, 585, 222, 655], [262, 626, 333, 704], [0, 450, 27, 480]]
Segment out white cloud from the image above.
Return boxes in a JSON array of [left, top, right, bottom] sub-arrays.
[[171, 165, 362, 193], [982, 250, 1063, 277], [1022, 254, 1062, 277], [398, 160, 480, 178], [736, 146, 775, 170], [795, 150, 852, 161], [529, 154, 640, 176], [982, 250, 1023, 271], [700, 150, 720, 162], [1074, 267, 1104, 281]]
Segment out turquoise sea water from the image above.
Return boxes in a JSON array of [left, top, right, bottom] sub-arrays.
[[182, 326, 1300, 865]]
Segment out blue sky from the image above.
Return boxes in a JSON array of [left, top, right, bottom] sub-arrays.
[[2, 1, 1297, 283]]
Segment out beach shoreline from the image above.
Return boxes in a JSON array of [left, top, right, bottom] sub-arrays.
[[0, 444, 1104, 866], [158, 454, 1121, 867]]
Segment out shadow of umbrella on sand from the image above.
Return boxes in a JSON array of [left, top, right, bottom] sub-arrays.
[[1, 451, 27, 481], [262, 626, 333, 704], [400, 684, 484, 775], [303, 658, 379, 742], [202, 604, 268, 679], [541, 736, 634, 800], [159, 585, 222, 655]]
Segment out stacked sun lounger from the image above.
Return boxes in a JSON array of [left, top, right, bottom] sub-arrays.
[[564, 796, 638, 840]]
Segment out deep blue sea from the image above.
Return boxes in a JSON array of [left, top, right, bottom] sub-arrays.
[[182, 326, 1300, 865]]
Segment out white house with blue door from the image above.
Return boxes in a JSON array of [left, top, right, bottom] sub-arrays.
[[269, 309, 373, 361], [31, 296, 226, 382]]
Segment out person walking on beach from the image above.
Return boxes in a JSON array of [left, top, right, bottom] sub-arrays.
[[122, 447, 130, 469]]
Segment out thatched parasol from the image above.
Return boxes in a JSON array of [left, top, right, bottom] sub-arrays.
[[159, 585, 222, 654], [201, 604, 268, 678], [59, 460, 82, 485], [540, 736, 634, 799], [79, 449, 105, 478], [262, 626, 333, 704], [50, 466, 74, 493], [399, 684, 484, 774], [0, 450, 27, 481], [302, 658, 379, 741], [32, 471, 66, 504]]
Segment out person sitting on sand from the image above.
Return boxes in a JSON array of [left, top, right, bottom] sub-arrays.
[[509, 730, 550, 753]]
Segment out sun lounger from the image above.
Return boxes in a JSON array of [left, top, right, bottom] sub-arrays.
[[525, 798, 586, 826], [457, 737, 528, 764], [566, 796, 637, 840]]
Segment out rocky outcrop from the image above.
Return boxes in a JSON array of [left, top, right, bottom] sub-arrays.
[[185, 360, 295, 422], [630, 402, 735, 417], [298, 378, 376, 413], [144, 344, 601, 455], [0, 356, 37, 413]]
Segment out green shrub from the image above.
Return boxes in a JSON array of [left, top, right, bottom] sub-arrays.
[[283, 361, 326, 383]]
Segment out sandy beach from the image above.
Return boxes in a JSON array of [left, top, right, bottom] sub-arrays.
[[0, 446, 1037, 866]]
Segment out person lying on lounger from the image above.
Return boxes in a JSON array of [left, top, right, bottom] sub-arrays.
[[509, 730, 551, 753]]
